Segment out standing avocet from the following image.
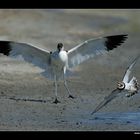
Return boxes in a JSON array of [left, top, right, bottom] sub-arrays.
[[0, 34, 128, 103]]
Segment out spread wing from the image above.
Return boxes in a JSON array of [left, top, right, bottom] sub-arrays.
[[0, 41, 51, 71], [91, 89, 121, 115], [68, 34, 128, 68], [123, 55, 140, 83]]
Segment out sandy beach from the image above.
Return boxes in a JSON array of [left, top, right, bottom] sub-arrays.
[[0, 9, 140, 131]]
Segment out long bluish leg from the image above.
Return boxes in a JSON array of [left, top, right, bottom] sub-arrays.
[[63, 67, 74, 99], [53, 75, 60, 103]]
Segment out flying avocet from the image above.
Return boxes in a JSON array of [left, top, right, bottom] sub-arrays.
[[91, 55, 140, 115], [0, 34, 128, 103]]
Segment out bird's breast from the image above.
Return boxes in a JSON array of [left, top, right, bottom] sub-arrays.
[[59, 51, 68, 63], [51, 51, 68, 68]]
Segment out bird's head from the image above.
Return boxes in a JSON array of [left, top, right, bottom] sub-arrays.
[[117, 81, 125, 90], [57, 43, 64, 52]]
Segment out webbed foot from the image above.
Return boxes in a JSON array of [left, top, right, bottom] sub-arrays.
[[53, 98, 61, 104], [68, 95, 75, 99]]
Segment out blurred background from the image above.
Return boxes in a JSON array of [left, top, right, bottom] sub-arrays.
[[0, 9, 140, 94], [0, 9, 140, 130], [0, 9, 140, 95], [0, 9, 139, 61]]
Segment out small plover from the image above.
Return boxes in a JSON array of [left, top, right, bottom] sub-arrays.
[[117, 55, 140, 97], [91, 55, 139, 115]]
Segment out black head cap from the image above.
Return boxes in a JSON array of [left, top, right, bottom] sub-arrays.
[[57, 43, 63, 51]]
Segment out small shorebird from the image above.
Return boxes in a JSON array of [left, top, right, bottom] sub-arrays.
[[91, 55, 140, 115], [0, 34, 128, 103]]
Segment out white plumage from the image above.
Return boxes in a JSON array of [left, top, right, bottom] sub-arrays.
[[0, 34, 128, 103], [118, 55, 140, 97], [91, 55, 139, 115]]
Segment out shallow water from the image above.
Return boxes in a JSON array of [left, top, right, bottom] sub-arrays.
[[88, 112, 140, 126]]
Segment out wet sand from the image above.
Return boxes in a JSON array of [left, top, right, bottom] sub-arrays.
[[0, 9, 140, 131]]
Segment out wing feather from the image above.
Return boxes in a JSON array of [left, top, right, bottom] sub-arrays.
[[0, 41, 51, 70], [68, 34, 128, 68], [123, 55, 140, 83], [91, 89, 121, 115]]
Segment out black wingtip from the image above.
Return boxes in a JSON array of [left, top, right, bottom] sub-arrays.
[[105, 34, 128, 51], [0, 41, 12, 56]]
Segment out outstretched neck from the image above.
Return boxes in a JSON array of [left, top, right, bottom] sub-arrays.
[[58, 47, 65, 53]]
